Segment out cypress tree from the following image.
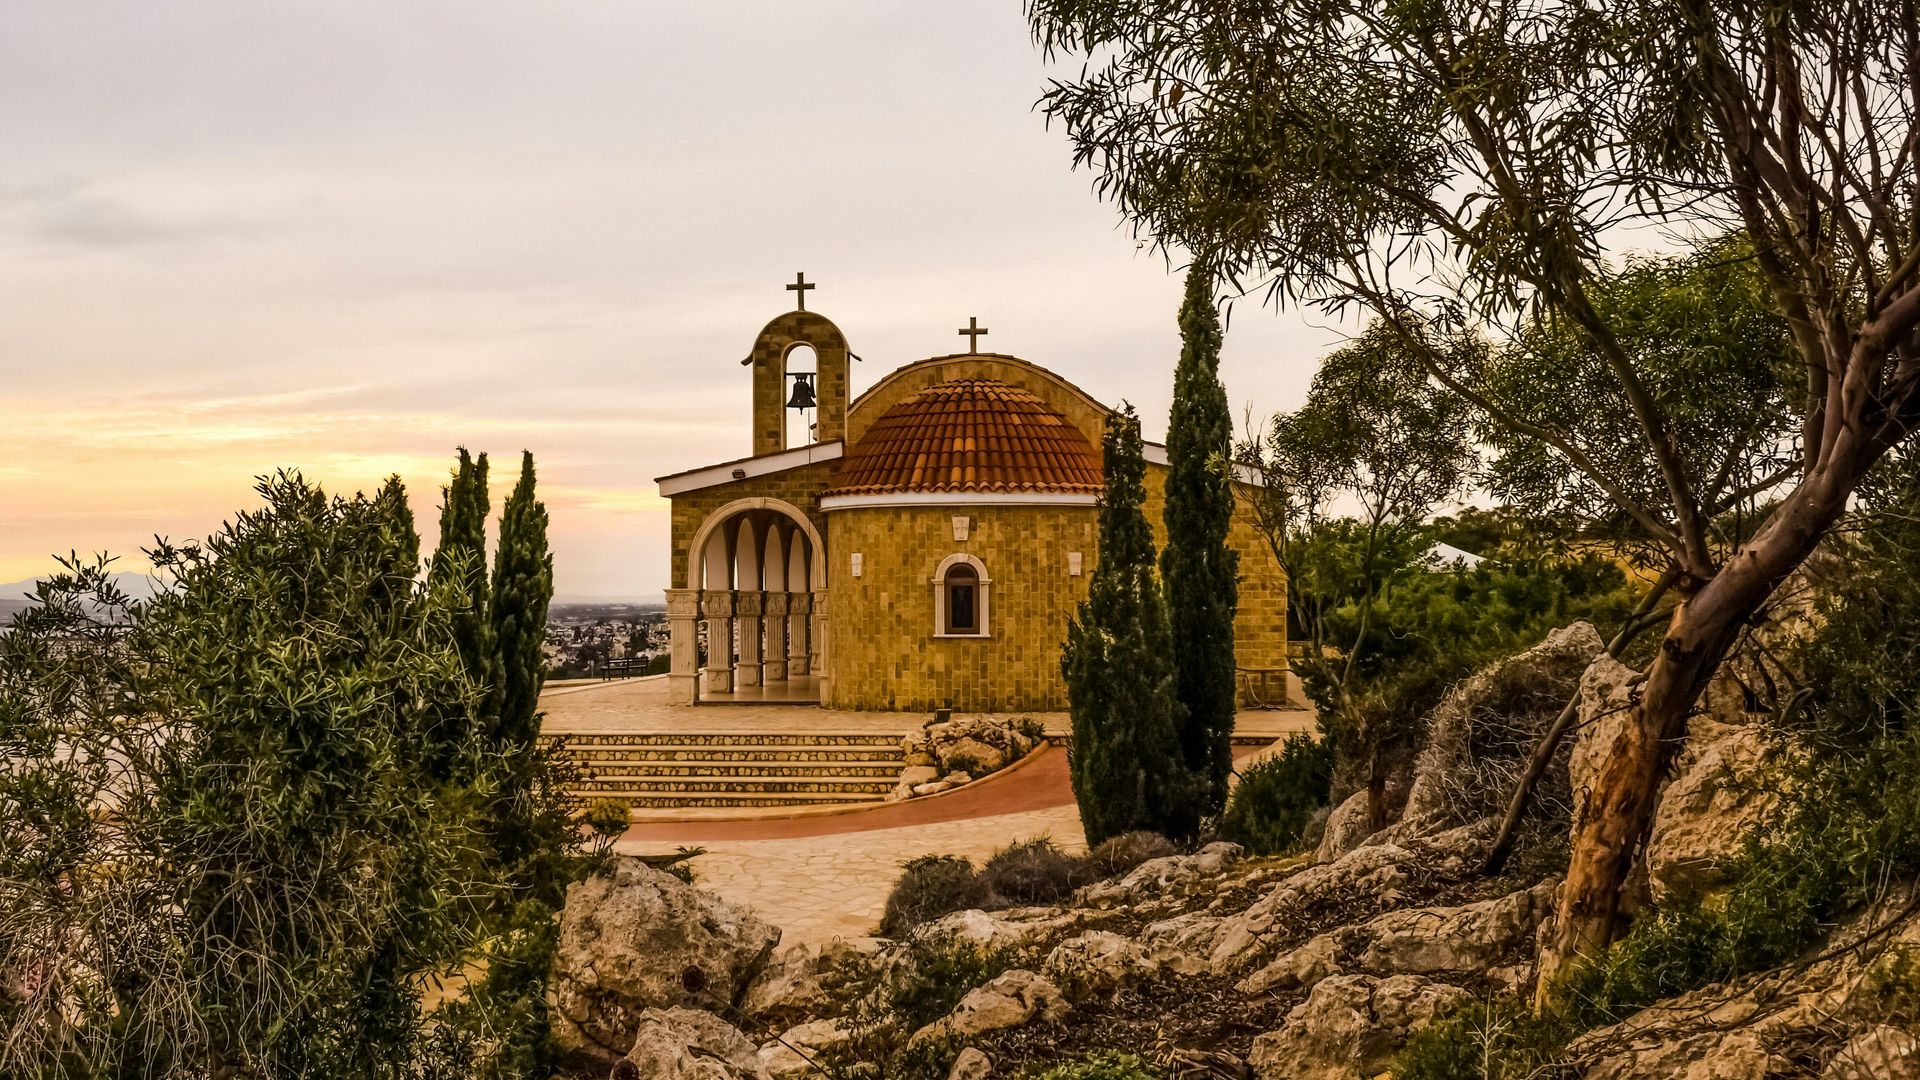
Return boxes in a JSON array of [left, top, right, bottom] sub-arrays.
[[1063, 405, 1195, 844], [490, 451, 553, 751], [428, 448, 498, 772], [1162, 263, 1240, 819]]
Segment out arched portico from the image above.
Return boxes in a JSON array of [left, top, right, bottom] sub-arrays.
[[665, 496, 828, 705]]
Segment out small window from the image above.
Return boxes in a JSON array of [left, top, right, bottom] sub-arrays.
[[945, 564, 979, 634], [933, 554, 990, 637]]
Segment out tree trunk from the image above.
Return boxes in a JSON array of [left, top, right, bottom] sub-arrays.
[[1535, 444, 1875, 1004]]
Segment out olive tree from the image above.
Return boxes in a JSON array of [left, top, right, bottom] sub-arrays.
[[1029, 0, 1920, 994]]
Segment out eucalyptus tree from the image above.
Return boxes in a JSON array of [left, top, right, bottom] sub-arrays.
[[1028, 0, 1920, 994]]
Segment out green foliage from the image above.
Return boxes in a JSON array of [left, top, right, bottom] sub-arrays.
[[1031, 1051, 1164, 1079], [428, 447, 498, 778], [881, 855, 989, 937], [1548, 448, 1920, 1026], [981, 838, 1084, 905], [1219, 735, 1333, 855], [490, 451, 553, 752], [943, 751, 988, 778], [1084, 830, 1177, 879], [431, 899, 562, 1080], [1065, 405, 1198, 845], [1162, 262, 1240, 824], [0, 474, 493, 1077], [1389, 999, 1572, 1080]]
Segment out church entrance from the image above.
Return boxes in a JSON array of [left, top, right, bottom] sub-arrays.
[[679, 500, 826, 705]]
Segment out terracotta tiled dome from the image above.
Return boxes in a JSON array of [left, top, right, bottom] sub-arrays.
[[827, 378, 1103, 496]]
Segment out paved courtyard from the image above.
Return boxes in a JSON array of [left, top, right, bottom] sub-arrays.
[[546, 675, 1316, 946]]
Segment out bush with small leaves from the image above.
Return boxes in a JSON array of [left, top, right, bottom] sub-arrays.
[[1032, 1051, 1164, 1079], [881, 854, 988, 937], [981, 838, 1085, 905], [1220, 734, 1334, 855]]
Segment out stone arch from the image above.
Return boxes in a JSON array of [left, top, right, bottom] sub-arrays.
[[685, 497, 827, 591]]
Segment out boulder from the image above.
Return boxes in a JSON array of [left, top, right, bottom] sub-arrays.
[[741, 943, 829, 1024], [1821, 1026, 1920, 1080], [1238, 932, 1340, 996], [1645, 718, 1778, 905], [1399, 622, 1604, 831], [1569, 654, 1641, 834], [1043, 930, 1159, 999], [909, 969, 1067, 1045], [550, 856, 782, 1070], [1355, 881, 1557, 977], [1076, 843, 1241, 909], [893, 765, 941, 799], [918, 906, 1086, 952], [905, 716, 1040, 777], [1248, 974, 1470, 1080], [947, 1047, 995, 1080], [757, 1018, 853, 1079], [1314, 791, 1373, 863], [611, 1007, 767, 1080]]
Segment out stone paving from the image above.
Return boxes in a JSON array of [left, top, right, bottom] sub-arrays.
[[549, 676, 1317, 946]]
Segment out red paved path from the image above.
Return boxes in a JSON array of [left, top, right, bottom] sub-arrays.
[[622, 743, 1264, 843]]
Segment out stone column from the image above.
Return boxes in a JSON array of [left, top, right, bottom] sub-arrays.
[[701, 590, 735, 695], [763, 592, 790, 682], [734, 590, 764, 687], [810, 588, 831, 704], [787, 592, 811, 676], [665, 588, 701, 705]]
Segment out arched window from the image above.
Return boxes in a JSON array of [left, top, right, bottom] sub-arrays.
[[933, 554, 990, 637]]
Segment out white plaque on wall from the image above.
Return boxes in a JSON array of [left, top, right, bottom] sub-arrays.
[[851, 552, 864, 578], [1068, 551, 1083, 576], [952, 516, 970, 541]]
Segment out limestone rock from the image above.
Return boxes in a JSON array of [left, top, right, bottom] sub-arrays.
[[1569, 653, 1641, 834], [1248, 974, 1470, 1080], [1355, 881, 1557, 977], [1238, 932, 1340, 995], [610, 1007, 767, 1080], [1581, 1028, 1793, 1080], [941, 770, 974, 786], [1043, 930, 1159, 999], [1314, 790, 1373, 863], [898, 765, 940, 788], [757, 1018, 852, 1079], [912, 780, 954, 797], [1400, 622, 1604, 830], [1645, 718, 1778, 905], [741, 943, 829, 1024], [910, 969, 1067, 1045], [550, 856, 782, 1070], [918, 906, 1085, 952], [1821, 1026, 1920, 1080], [947, 1046, 995, 1080], [905, 716, 1040, 777], [1076, 843, 1241, 909]]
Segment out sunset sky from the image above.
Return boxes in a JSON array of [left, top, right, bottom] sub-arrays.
[[0, 2, 1346, 599]]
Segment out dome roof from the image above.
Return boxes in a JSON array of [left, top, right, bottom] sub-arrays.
[[826, 378, 1103, 497]]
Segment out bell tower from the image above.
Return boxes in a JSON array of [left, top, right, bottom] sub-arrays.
[[746, 272, 850, 456]]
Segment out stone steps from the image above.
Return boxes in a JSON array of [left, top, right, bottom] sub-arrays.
[[559, 730, 907, 811]]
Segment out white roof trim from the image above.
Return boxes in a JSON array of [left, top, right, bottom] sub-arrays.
[[1141, 442, 1265, 486], [657, 442, 845, 497], [821, 491, 1099, 511]]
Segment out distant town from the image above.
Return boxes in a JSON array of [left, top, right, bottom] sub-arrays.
[[543, 601, 667, 680]]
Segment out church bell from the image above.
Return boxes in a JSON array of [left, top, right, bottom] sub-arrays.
[[785, 373, 817, 410]]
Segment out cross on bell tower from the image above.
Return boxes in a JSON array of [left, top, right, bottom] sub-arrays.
[[786, 271, 816, 311], [957, 316, 989, 354]]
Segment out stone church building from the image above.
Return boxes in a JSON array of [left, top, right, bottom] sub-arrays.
[[656, 285, 1288, 712]]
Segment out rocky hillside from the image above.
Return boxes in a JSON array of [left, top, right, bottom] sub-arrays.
[[546, 623, 1920, 1079]]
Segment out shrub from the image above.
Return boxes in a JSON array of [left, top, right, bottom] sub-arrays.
[[943, 751, 988, 778], [1015, 716, 1048, 741], [1032, 1050, 1164, 1079], [1389, 999, 1571, 1080], [829, 937, 1019, 1074], [1219, 735, 1334, 855], [981, 838, 1084, 905], [881, 855, 988, 937], [1085, 831, 1178, 880]]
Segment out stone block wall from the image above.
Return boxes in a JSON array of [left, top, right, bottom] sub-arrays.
[[826, 504, 1097, 711]]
